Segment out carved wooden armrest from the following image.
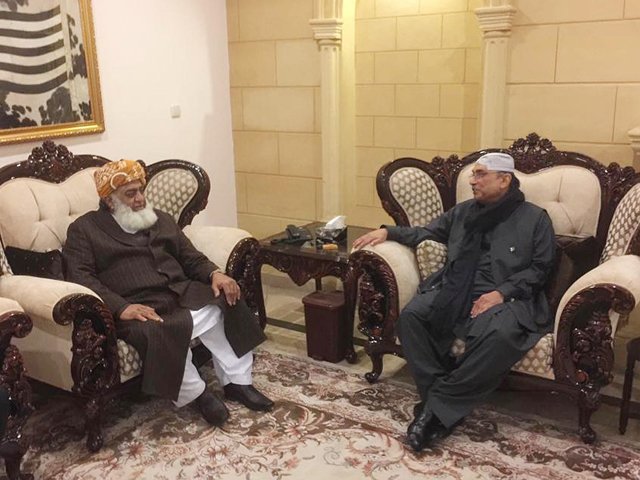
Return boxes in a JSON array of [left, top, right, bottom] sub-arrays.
[[182, 225, 261, 313], [349, 241, 420, 341], [0, 275, 97, 325], [554, 255, 640, 388], [0, 276, 119, 397], [0, 299, 32, 353], [0, 301, 33, 466]]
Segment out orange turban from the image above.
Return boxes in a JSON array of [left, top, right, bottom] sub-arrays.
[[94, 160, 146, 198]]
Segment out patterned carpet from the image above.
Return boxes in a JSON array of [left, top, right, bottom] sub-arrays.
[[15, 350, 640, 479]]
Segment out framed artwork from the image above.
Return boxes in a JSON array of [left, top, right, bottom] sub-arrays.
[[0, 0, 104, 145]]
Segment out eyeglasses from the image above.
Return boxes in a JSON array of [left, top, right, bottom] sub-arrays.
[[468, 171, 506, 180]]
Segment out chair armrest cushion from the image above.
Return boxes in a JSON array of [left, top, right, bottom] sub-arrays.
[[183, 225, 252, 272], [554, 255, 640, 338], [0, 296, 23, 316], [362, 241, 420, 311], [0, 275, 98, 324]]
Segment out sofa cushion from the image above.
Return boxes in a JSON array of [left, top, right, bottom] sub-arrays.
[[457, 164, 601, 238], [389, 167, 444, 227], [0, 169, 99, 252], [451, 333, 555, 379], [0, 238, 12, 276], [117, 339, 142, 381], [5, 246, 64, 280], [144, 168, 199, 223], [416, 239, 447, 281], [600, 183, 640, 263], [545, 235, 600, 314]]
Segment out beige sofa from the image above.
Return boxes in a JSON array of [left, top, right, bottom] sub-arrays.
[[0, 140, 261, 451], [349, 133, 640, 443]]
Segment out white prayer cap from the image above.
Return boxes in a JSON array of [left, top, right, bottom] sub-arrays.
[[476, 152, 515, 173]]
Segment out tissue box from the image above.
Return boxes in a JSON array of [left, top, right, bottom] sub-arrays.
[[302, 290, 348, 363]]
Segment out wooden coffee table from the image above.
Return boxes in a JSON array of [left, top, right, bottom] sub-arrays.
[[252, 222, 371, 363]]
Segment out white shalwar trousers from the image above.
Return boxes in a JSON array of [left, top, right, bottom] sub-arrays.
[[173, 304, 253, 408]]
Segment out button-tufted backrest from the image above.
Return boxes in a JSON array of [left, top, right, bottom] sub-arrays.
[[456, 164, 601, 238], [0, 142, 211, 261], [0, 169, 99, 252]]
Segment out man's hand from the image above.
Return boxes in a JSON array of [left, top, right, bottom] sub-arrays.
[[470, 290, 504, 318], [352, 228, 388, 250], [120, 304, 163, 322], [211, 271, 240, 306]]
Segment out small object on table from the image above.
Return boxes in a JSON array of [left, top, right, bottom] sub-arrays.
[[322, 243, 338, 251]]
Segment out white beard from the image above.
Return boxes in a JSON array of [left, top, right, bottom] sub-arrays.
[[111, 196, 158, 233]]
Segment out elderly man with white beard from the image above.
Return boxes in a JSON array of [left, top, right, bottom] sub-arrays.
[[63, 160, 273, 427]]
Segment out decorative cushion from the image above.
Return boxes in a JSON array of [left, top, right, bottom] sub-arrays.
[[451, 334, 554, 378], [389, 168, 443, 227], [512, 334, 554, 377], [600, 183, 640, 263], [117, 340, 142, 379], [416, 239, 447, 281], [5, 246, 64, 280], [117, 337, 203, 380], [0, 169, 99, 252], [457, 164, 601, 238], [0, 238, 12, 276], [545, 235, 600, 314], [145, 169, 198, 223]]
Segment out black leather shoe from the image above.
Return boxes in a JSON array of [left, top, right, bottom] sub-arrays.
[[224, 383, 274, 412], [413, 401, 425, 418], [194, 389, 229, 426], [407, 404, 434, 452], [422, 419, 453, 446]]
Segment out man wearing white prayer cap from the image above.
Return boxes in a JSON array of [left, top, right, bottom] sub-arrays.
[[353, 151, 556, 452]]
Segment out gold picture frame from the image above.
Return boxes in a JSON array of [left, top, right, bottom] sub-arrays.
[[0, 0, 104, 145]]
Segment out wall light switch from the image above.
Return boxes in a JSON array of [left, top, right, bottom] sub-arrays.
[[170, 104, 181, 118]]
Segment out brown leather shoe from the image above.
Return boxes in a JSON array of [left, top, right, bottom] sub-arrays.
[[224, 383, 274, 411], [194, 389, 229, 426]]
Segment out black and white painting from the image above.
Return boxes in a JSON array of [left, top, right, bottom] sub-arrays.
[[0, 0, 103, 144]]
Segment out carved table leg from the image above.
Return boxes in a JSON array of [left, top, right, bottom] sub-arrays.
[[619, 337, 640, 434], [343, 266, 358, 364], [0, 440, 32, 480]]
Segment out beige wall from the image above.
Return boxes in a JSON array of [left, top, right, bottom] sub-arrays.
[[227, 0, 322, 239], [505, 0, 640, 166], [1, 0, 238, 228], [227, 0, 640, 399], [352, 0, 483, 227], [228, 0, 640, 235]]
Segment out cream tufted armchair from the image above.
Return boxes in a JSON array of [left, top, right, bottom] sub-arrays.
[[0, 140, 261, 452], [349, 133, 640, 444]]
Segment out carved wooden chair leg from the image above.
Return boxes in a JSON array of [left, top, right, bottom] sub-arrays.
[[0, 440, 32, 480], [84, 396, 104, 452], [364, 344, 384, 384], [578, 386, 599, 444]]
